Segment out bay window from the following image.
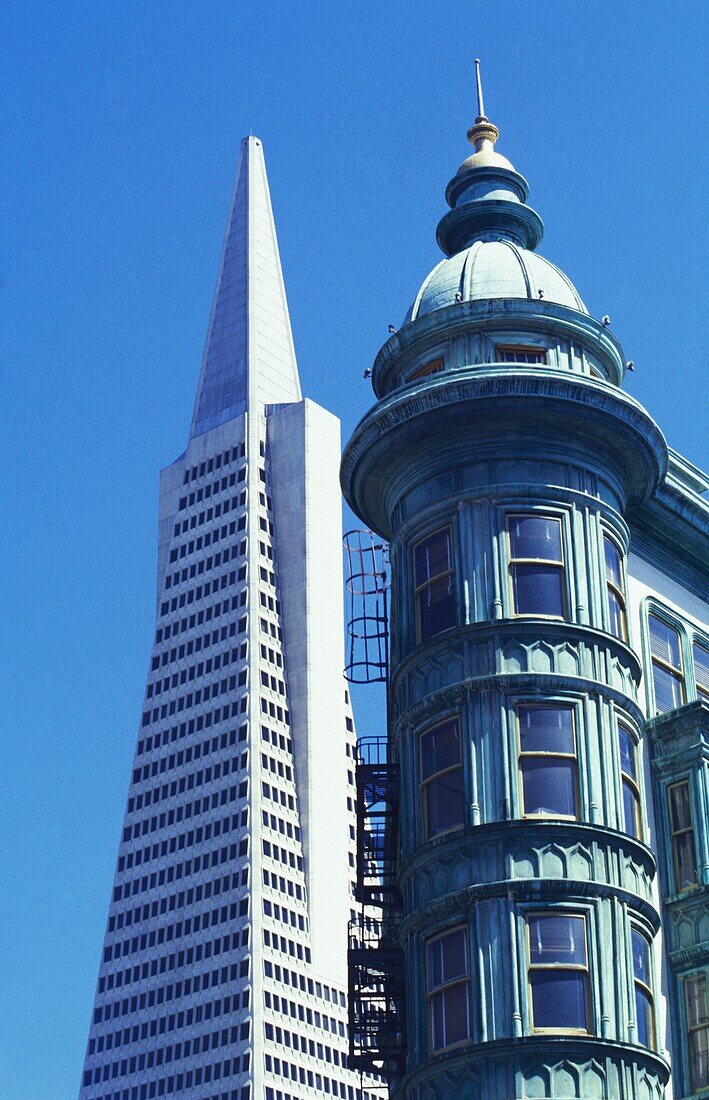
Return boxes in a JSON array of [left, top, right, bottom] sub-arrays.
[[508, 514, 565, 617], [527, 912, 590, 1032], [426, 927, 470, 1051]]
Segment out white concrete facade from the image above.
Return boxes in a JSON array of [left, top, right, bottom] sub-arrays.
[[80, 137, 379, 1100]]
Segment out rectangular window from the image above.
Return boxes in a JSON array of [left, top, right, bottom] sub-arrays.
[[508, 515, 565, 617], [649, 614, 685, 713], [408, 356, 444, 382], [669, 780, 698, 892], [527, 913, 590, 1032], [414, 528, 456, 643], [603, 536, 627, 640], [421, 719, 464, 838], [426, 927, 470, 1051], [693, 640, 709, 703], [517, 705, 578, 819], [631, 929, 655, 1048], [685, 973, 709, 1092], [618, 724, 642, 839], [495, 345, 547, 365]]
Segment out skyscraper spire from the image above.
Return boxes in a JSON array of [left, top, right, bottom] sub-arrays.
[[189, 136, 302, 440]]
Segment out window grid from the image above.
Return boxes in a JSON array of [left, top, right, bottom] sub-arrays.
[[420, 718, 464, 839], [668, 780, 699, 894], [693, 640, 709, 703], [685, 973, 709, 1093], [631, 928, 655, 1049], [603, 535, 627, 641], [495, 344, 547, 365], [408, 356, 444, 382], [413, 528, 455, 644], [618, 723, 642, 840], [507, 514, 566, 619], [648, 613, 685, 714], [426, 927, 470, 1053], [526, 912, 591, 1034], [517, 705, 578, 820]]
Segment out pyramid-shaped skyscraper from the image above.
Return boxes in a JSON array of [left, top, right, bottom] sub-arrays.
[[80, 137, 380, 1100]]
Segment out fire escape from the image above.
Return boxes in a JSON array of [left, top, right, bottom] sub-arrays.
[[344, 532, 406, 1087]]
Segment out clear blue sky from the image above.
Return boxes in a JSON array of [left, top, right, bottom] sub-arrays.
[[2, 2, 707, 1095]]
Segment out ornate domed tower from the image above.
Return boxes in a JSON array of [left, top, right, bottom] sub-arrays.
[[342, 67, 673, 1099]]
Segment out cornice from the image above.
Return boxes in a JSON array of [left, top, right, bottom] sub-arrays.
[[393, 671, 646, 733], [401, 1035, 670, 1092], [341, 368, 667, 535], [371, 298, 627, 394], [397, 818, 657, 896], [391, 617, 643, 698], [398, 874, 660, 940]]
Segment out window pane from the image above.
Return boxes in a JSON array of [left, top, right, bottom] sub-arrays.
[[652, 663, 684, 713], [529, 915, 586, 966], [608, 587, 626, 639], [425, 770, 464, 836], [430, 985, 469, 1050], [604, 538, 622, 588], [427, 928, 467, 989], [686, 976, 709, 1028], [669, 782, 692, 832], [421, 721, 460, 780], [622, 781, 641, 838], [419, 575, 456, 640], [694, 642, 709, 698], [522, 758, 576, 817], [690, 1026, 709, 1090], [440, 928, 467, 983], [649, 615, 681, 668], [509, 516, 562, 560], [512, 564, 564, 616], [673, 832, 698, 891], [430, 989, 445, 1050], [618, 726, 637, 781], [518, 706, 574, 754], [530, 970, 588, 1030], [415, 531, 450, 585], [441, 983, 469, 1046], [632, 930, 651, 985], [635, 986, 654, 1047]]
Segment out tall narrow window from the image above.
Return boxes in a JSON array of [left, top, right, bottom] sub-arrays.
[[421, 719, 464, 838], [426, 927, 470, 1051], [669, 780, 698, 892], [414, 528, 455, 643], [685, 973, 709, 1092], [649, 614, 685, 713], [603, 536, 627, 640], [618, 723, 642, 839], [631, 929, 655, 1047], [517, 705, 578, 819], [693, 640, 709, 703], [508, 515, 565, 617], [527, 913, 590, 1032]]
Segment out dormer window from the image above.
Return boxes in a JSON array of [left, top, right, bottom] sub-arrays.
[[495, 345, 547, 365], [408, 357, 444, 382]]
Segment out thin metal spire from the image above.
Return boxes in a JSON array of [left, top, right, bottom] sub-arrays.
[[474, 58, 486, 120]]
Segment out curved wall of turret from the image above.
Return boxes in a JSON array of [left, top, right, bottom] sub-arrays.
[[342, 110, 672, 1100]]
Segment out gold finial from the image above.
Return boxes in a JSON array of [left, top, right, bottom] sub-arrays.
[[467, 58, 499, 152]]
